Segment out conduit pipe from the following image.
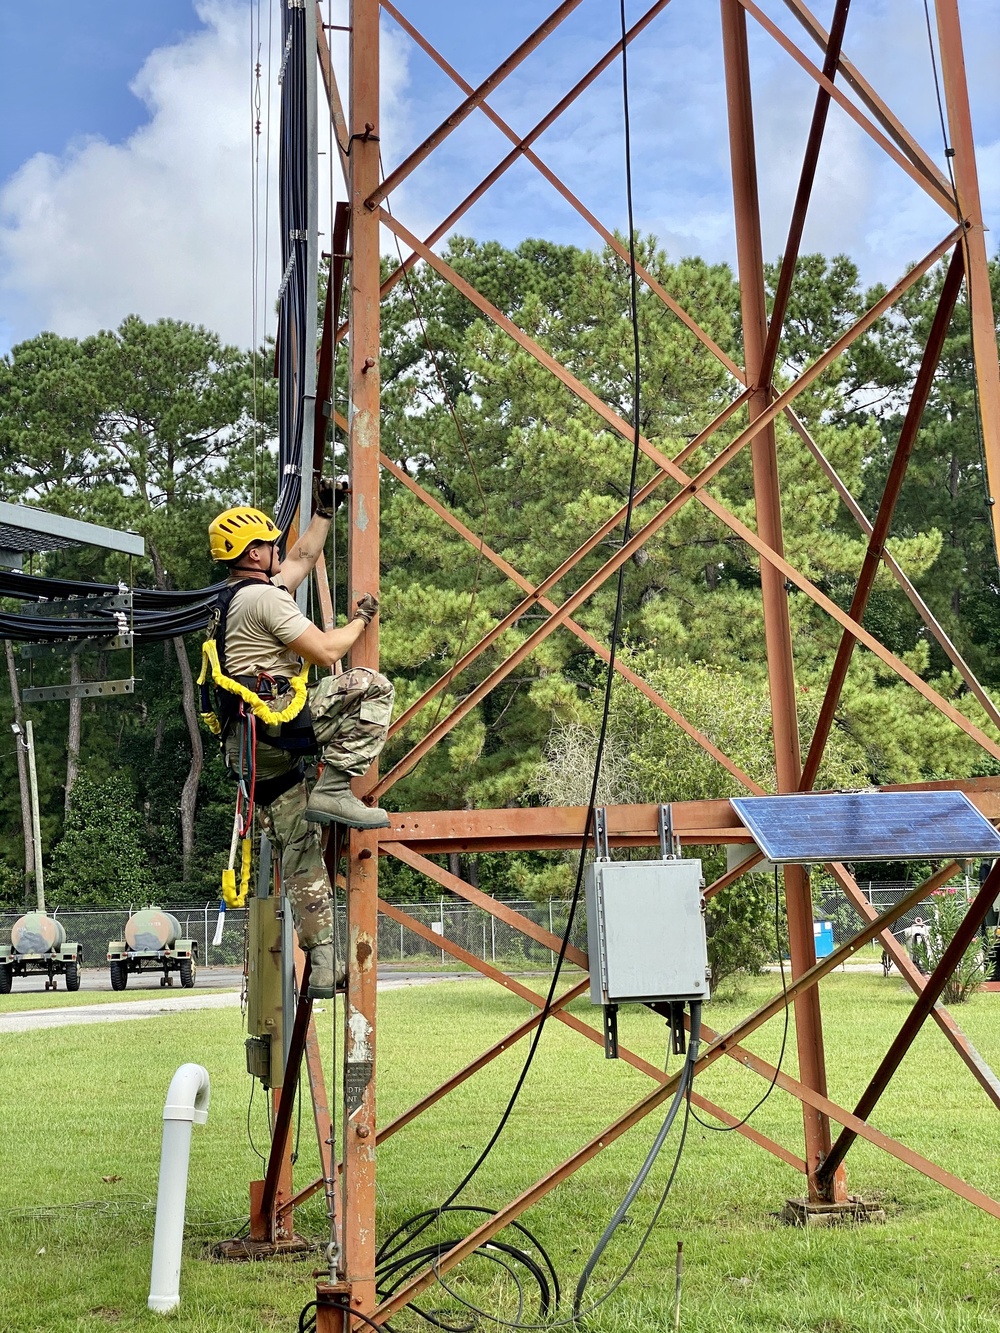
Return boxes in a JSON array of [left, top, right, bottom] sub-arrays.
[[148, 1063, 211, 1314]]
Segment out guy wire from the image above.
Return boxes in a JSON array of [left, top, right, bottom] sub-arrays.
[[381, 160, 489, 731]]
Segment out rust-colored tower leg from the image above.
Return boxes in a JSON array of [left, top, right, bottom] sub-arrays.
[[318, 1, 383, 1327], [720, 0, 846, 1204], [933, 0, 1000, 561]]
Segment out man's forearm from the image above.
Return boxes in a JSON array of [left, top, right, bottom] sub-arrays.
[[286, 512, 332, 568], [288, 614, 367, 668], [323, 616, 366, 662], [280, 512, 333, 592]]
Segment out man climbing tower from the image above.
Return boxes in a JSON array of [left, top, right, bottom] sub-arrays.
[[205, 478, 394, 998]]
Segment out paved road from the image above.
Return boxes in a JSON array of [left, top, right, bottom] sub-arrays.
[[1, 973, 468, 1034], [9, 965, 473, 995], [72, 964, 246, 992]]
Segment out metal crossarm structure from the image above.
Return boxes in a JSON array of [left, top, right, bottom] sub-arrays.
[[250, 2, 1000, 1326]]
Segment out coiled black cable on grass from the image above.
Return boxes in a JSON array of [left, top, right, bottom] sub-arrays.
[[298, 1209, 556, 1332]]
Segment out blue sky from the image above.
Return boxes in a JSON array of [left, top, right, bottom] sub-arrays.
[[1, 1, 997, 355], [0, 4, 204, 184]]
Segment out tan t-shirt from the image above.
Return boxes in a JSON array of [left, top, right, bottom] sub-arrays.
[[224, 577, 312, 679]]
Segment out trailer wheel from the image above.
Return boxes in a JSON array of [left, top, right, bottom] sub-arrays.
[[65, 961, 81, 992], [0, 964, 11, 994], [110, 960, 129, 991], [179, 956, 196, 989]]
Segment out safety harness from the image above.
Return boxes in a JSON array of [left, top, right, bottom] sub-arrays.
[[198, 579, 317, 907], [198, 579, 313, 741]]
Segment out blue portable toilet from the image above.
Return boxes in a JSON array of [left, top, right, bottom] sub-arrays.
[[814, 920, 834, 958]]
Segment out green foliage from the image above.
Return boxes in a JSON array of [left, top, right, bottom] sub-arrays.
[[47, 770, 153, 908], [915, 888, 987, 1004], [6, 978, 1000, 1330], [376, 235, 746, 814], [861, 260, 1000, 688], [0, 314, 275, 898], [0, 860, 25, 913], [540, 655, 870, 809], [706, 878, 777, 991], [1, 243, 999, 914], [0, 314, 272, 589]]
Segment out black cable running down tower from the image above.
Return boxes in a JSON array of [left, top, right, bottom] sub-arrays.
[[273, 0, 312, 541]]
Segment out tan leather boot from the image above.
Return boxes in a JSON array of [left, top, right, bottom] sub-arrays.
[[306, 941, 346, 999], [305, 767, 390, 830]]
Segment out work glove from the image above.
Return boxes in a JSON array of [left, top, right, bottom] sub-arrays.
[[314, 475, 349, 518], [353, 593, 379, 626]]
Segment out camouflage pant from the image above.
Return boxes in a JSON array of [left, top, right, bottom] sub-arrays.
[[257, 782, 333, 949], [310, 667, 395, 777], [233, 668, 394, 950]]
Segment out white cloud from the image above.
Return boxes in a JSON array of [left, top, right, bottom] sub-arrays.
[[0, 1, 410, 354], [1, 0, 995, 359]]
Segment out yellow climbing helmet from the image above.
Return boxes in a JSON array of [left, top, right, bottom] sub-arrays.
[[208, 507, 282, 562]]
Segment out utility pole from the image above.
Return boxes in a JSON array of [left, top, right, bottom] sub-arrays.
[[12, 719, 45, 912], [6, 641, 35, 907], [25, 721, 45, 912]]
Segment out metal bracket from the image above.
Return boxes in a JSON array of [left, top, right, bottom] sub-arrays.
[[315, 1281, 354, 1333], [667, 1001, 687, 1056], [348, 124, 380, 154], [603, 1004, 619, 1060], [17, 592, 132, 618], [658, 803, 680, 859], [22, 678, 136, 703], [19, 635, 132, 659], [594, 806, 610, 861]]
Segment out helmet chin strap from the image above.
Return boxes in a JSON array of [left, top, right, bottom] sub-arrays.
[[229, 543, 277, 578]]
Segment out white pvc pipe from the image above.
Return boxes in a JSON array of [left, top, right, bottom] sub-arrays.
[[148, 1063, 211, 1314]]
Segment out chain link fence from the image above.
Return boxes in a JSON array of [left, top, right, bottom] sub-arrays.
[[373, 899, 588, 969], [0, 900, 588, 971], [0, 879, 972, 974], [0, 905, 249, 970], [812, 877, 975, 950]]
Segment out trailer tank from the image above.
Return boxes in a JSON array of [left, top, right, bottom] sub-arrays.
[[124, 910, 182, 953], [11, 912, 67, 954], [0, 911, 81, 992]]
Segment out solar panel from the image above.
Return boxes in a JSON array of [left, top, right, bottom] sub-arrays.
[[730, 791, 1000, 864]]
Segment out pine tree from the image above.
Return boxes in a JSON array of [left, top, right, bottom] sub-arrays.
[[47, 771, 154, 909]]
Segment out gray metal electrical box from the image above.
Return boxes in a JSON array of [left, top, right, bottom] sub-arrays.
[[586, 857, 710, 1005]]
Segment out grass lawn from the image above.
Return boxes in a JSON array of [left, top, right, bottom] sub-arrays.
[[0, 989, 233, 1012], [3, 974, 1000, 1332]]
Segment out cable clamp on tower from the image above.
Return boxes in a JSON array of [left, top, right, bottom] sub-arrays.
[[276, 252, 297, 299], [276, 30, 294, 85]]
